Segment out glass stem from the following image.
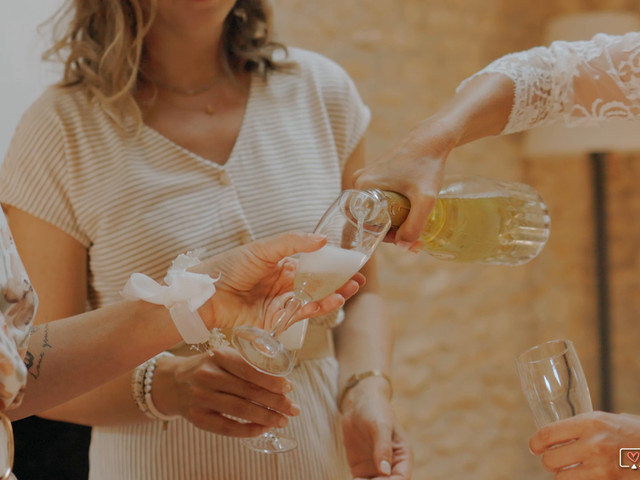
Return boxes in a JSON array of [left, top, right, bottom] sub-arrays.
[[269, 297, 305, 338]]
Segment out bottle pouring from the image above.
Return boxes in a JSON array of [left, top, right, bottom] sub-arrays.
[[362, 174, 551, 266]]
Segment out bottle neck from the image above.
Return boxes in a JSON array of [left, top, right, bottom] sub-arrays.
[[367, 188, 445, 243], [367, 189, 410, 228]]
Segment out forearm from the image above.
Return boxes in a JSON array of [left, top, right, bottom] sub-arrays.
[[334, 260, 393, 408], [35, 372, 149, 426], [8, 300, 181, 419], [416, 72, 515, 153]]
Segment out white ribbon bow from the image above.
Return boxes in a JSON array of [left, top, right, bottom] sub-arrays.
[[121, 251, 218, 344]]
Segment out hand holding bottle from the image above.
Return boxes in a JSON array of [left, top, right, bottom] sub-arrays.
[[367, 175, 550, 265]]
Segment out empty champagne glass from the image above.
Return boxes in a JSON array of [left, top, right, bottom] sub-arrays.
[[516, 339, 593, 428], [231, 189, 390, 453]]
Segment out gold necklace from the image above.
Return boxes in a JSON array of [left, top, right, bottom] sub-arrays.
[[144, 74, 220, 115], [151, 76, 220, 96]]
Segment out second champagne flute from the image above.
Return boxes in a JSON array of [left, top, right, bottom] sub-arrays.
[[516, 339, 593, 428]]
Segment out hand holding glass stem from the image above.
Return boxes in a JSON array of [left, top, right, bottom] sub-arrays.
[[232, 189, 390, 376], [231, 189, 391, 453]]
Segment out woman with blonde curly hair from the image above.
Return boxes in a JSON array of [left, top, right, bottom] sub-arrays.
[[1, 0, 411, 478]]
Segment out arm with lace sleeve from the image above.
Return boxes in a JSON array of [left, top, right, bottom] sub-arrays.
[[351, 32, 640, 246], [458, 31, 640, 134]]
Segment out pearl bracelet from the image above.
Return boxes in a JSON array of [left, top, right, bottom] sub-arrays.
[[132, 352, 180, 428], [338, 370, 393, 413]]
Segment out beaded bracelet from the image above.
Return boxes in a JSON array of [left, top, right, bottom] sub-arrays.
[[132, 352, 180, 429]]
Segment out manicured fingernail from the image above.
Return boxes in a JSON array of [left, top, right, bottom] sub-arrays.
[[278, 416, 288, 428], [409, 244, 423, 254], [290, 403, 301, 415], [380, 460, 391, 475], [396, 241, 412, 250], [308, 233, 326, 242], [283, 382, 293, 393]]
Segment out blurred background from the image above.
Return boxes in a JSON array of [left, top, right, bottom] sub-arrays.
[[2, 0, 639, 479], [274, 1, 640, 479]]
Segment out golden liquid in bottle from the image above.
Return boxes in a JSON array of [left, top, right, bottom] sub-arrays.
[[380, 190, 550, 265]]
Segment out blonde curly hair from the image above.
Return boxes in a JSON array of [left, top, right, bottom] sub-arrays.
[[44, 0, 292, 129]]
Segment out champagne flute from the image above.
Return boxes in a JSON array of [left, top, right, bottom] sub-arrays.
[[232, 189, 391, 377], [231, 189, 390, 453], [516, 339, 593, 428]]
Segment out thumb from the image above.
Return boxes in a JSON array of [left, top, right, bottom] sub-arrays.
[[394, 196, 435, 246], [351, 167, 366, 188], [373, 423, 393, 476]]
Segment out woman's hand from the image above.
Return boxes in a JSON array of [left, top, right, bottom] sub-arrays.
[[352, 74, 515, 249], [194, 231, 366, 330], [530, 411, 640, 479], [352, 117, 454, 249], [152, 346, 300, 437], [341, 380, 413, 479]]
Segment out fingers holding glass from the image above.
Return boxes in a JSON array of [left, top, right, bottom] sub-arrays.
[[154, 349, 299, 437], [232, 189, 390, 378], [232, 189, 390, 453]]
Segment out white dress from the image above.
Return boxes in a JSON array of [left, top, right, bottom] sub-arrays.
[[459, 31, 640, 133], [0, 212, 37, 411], [0, 211, 37, 480], [0, 47, 369, 480]]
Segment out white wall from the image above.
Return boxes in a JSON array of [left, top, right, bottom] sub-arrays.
[[0, 1, 63, 159]]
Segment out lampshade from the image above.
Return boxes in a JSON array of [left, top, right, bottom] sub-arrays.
[[523, 11, 640, 156]]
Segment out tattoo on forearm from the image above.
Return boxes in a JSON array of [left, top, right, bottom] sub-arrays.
[[42, 323, 52, 349], [25, 324, 53, 380], [24, 351, 34, 370]]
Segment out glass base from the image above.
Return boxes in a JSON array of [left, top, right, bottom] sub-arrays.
[[241, 431, 298, 454], [231, 326, 294, 376]]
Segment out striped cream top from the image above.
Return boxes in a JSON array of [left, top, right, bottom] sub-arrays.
[[0, 47, 370, 479]]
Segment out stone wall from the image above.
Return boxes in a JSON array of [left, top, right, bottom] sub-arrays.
[[273, 1, 640, 478]]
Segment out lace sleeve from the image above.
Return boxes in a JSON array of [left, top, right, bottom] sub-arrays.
[[457, 32, 640, 134]]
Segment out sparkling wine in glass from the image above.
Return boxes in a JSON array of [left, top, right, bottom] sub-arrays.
[[516, 339, 593, 428], [231, 189, 390, 453]]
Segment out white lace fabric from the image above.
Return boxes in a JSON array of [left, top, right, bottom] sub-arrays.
[[458, 31, 640, 134]]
